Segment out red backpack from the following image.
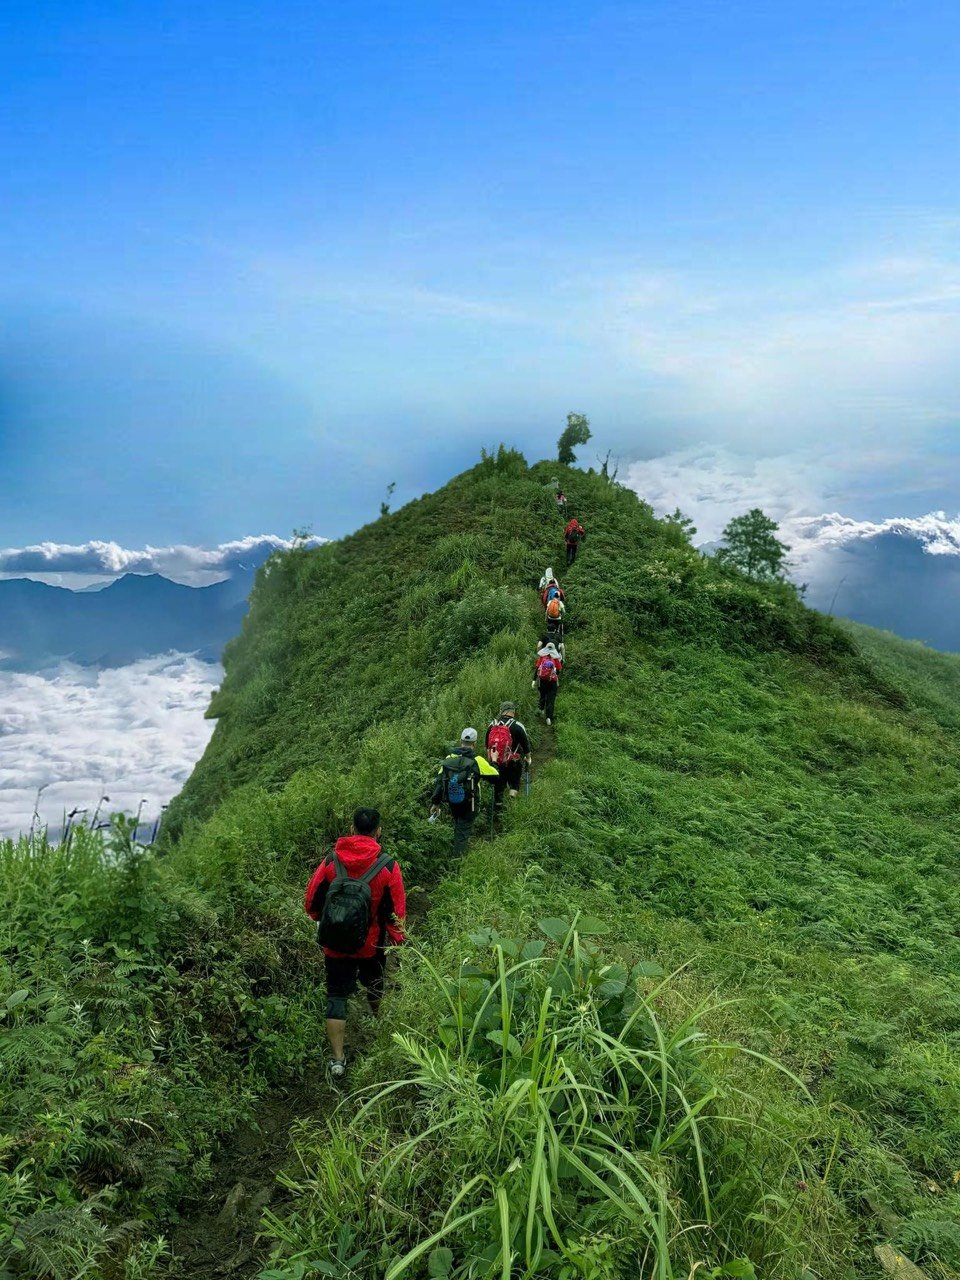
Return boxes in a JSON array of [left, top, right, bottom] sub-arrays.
[[487, 721, 516, 766], [537, 656, 559, 683]]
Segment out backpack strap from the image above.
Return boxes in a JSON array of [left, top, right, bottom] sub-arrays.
[[358, 853, 393, 885], [329, 854, 350, 883]]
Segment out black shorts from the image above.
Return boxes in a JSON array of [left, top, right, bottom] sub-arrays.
[[324, 950, 387, 1019]]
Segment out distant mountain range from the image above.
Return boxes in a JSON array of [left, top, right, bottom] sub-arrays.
[[797, 524, 960, 653], [0, 571, 253, 669]]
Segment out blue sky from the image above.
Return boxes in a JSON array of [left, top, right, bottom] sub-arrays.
[[3, 0, 960, 545]]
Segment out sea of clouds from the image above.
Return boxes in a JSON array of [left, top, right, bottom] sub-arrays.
[[623, 444, 960, 572], [0, 533, 325, 589], [0, 653, 220, 840]]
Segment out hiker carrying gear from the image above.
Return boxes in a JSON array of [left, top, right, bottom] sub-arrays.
[[539, 632, 566, 664], [429, 728, 499, 855], [544, 609, 565, 649], [304, 807, 406, 1081], [538, 566, 558, 591], [535, 644, 562, 725], [541, 581, 566, 608], [486, 701, 532, 810], [545, 595, 565, 624], [556, 491, 567, 516], [564, 517, 586, 566]]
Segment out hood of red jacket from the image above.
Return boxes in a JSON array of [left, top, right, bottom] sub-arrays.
[[332, 834, 382, 870]]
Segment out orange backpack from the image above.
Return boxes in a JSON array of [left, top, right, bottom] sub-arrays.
[[546, 598, 562, 620]]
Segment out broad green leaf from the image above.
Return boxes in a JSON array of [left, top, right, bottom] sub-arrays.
[[486, 1029, 522, 1056], [520, 939, 546, 960], [428, 1247, 454, 1277], [538, 918, 570, 940], [5, 990, 29, 1010], [575, 916, 609, 935], [719, 1262, 756, 1279]]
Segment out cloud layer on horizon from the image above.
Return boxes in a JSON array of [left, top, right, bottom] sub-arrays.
[[0, 654, 220, 839], [0, 534, 326, 587]]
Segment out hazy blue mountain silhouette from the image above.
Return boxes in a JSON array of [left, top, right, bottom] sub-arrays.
[[802, 530, 960, 652], [0, 572, 252, 669]]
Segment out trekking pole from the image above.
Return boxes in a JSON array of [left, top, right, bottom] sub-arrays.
[[525, 762, 531, 796], [489, 787, 496, 837]]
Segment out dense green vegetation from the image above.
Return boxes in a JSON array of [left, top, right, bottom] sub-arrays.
[[3, 447, 959, 1278]]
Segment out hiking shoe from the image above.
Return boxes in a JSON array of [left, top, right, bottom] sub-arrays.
[[329, 1058, 347, 1082]]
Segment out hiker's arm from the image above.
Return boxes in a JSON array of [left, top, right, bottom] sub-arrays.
[[385, 865, 406, 944], [304, 862, 329, 919], [429, 770, 443, 806]]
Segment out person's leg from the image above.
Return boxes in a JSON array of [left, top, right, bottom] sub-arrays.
[[538, 680, 546, 712], [505, 761, 523, 797], [545, 683, 557, 723], [324, 956, 358, 1067], [357, 950, 388, 1017], [492, 777, 507, 814], [452, 811, 474, 855]]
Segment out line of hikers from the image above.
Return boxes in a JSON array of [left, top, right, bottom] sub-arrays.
[[304, 512, 586, 1079]]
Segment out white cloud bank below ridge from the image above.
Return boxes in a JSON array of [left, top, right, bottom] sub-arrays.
[[0, 534, 326, 588], [624, 444, 960, 584], [0, 654, 219, 839]]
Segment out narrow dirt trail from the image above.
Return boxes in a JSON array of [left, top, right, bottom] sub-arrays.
[[168, 885, 430, 1279]]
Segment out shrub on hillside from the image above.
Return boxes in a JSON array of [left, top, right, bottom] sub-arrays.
[[433, 584, 528, 664]]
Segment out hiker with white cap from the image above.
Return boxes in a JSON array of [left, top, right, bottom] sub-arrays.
[[486, 701, 532, 813], [534, 643, 563, 726], [429, 728, 500, 855]]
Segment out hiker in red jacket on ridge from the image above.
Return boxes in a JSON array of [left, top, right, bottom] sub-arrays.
[[534, 642, 563, 725], [304, 807, 406, 1081], [564, 517, 585, 566]]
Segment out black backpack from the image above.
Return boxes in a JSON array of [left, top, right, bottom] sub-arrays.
[[442, 753, 477, 807], [318, 853, 392, 953]]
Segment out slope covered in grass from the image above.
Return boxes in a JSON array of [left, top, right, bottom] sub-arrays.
[[3, 447, 959, 1279], [842, 618, 960, 731]]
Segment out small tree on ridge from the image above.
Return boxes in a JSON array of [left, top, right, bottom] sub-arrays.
[[715, 508, 789, 582], [557, 412, 591, 465]]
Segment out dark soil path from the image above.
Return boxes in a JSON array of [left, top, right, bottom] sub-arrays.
[[168, 885, 431, 1279]]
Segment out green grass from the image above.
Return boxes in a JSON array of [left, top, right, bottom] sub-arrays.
[[842, 618, 960, 730], [3, 445, 960, 1278]]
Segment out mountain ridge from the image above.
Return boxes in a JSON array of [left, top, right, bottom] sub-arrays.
[[4, 449, 959, 1279]]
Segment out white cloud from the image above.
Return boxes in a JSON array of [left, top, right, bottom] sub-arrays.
[[558, 247, 960, 457], [623, 445, 960, 591], [623, 445, 832, 543], [0, 654, 219, 839], [0, 533, 326, 588], [787, 510, 960, 582]]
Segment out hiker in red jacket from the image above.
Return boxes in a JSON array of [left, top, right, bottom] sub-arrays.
[[304, 807, 406, 1081], [564, 517, 586, 567], [534, 643, 562, 725]]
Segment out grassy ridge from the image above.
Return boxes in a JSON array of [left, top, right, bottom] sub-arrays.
[[3, 447, 959, 1278]]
